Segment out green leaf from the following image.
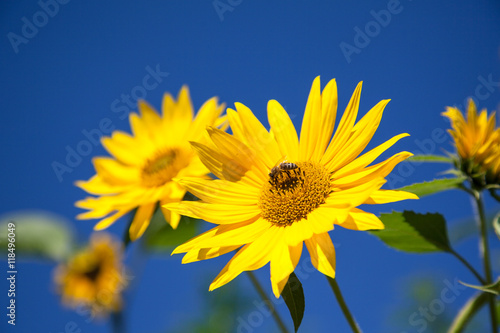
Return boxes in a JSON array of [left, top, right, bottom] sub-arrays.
[[0, 211, 74, 262], [281, 272, 305, 333], [493, 213, 500, 241], [397, 176, 466, 197], [459, 278, 500, 295], [407, 154, 453, 163], [371, 211, 452, 253], [143, 208, 198, 251]]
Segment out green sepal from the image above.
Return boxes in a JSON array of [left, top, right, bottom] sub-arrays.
[[406, 154, 453, 163]]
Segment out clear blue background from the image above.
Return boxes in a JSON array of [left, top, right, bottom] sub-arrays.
[[1, 0, 500, 332]]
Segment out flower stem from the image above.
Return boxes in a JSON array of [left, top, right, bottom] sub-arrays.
[[246, 271, 289, 333], [449, 249, 486, 285], [111, 310, 126, 333], [472, 192, 498, 332], [327, 277, 362, 333]]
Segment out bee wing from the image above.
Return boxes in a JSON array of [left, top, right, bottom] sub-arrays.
[[270, 155, 288, 169]]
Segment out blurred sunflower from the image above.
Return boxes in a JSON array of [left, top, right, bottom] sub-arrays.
[[167, 77, 418, 297], [443, 99, 500, 187], [54, 233, 127, 317], [75, 87, 226, 240]]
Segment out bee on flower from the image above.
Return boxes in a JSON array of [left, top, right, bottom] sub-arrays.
[[166, 77, 418, 297]]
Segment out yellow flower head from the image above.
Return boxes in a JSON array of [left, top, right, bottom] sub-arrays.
[[54, 233, 127, 317], [442, 99, 500, 186], [167, 77, 418, 297], [75, 87, 226, 240]]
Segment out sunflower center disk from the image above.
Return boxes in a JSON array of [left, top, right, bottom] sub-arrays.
[[141, 148, 187, 187], [83, 262, 102, 281], [258, 161, 332, 227]]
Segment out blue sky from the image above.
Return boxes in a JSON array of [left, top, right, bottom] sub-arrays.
[[1, 0, 500, 332]]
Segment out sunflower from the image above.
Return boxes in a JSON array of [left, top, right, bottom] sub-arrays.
[[442, 99, 500, 187], [54, 233, 127, 317], [75, 87, 226, 240], [166, 77, 418, 297]]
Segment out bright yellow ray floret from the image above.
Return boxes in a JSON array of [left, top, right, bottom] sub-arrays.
[[443, 99, 500, 186], [167, 77, 418, 297], [75, 86, 226, 241]]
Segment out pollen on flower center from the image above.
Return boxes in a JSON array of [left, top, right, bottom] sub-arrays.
[[141, 148, 188, 187], [258, 161, 332, 227]]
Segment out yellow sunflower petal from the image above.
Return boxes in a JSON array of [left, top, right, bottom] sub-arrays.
[[332, 133, 409, 178], [190, 141, 250, 183], [365, 189, 419, 204], [226, 108, 247, 143], [92, 157, 140, 185], [284, 219, 313, 246], [338, 208, 384, 231], [159, 187, 186, 229], [94, 209, 130, 230], [333, 151, 413, 187], [304, 233, 336, 279], [129, 203, 156, 241], [317, 78, 338, 158], [326, 178, 386, 208], [192, 219, 271, 250], [138, 100, 162, 129], [163, 86, 193, 135], [101, 135, 145, 167], [75, 175, 127, 195], [182, 245, 241, 263], [164, 201, 260, 224], [306, 207, 341, 233], [207, 127, 268, 180], [209, 227, 279, 291], [299, 76, 323, 161], [189, 97, 224, 141], [233, 102, 282, 167], [270, 238, 302, 298], [176, 177, 259, 205], [322, 82, 363, 163], [268, 100, 299, 161], [325, 99, 389, 171]]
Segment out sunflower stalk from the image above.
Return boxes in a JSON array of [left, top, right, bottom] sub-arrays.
[[246, 271, 289, 333], [327, 277, 362, 333], [472, 191, 498, 332], [111, 310, 126, 333], [449, 249, 486, 285]]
